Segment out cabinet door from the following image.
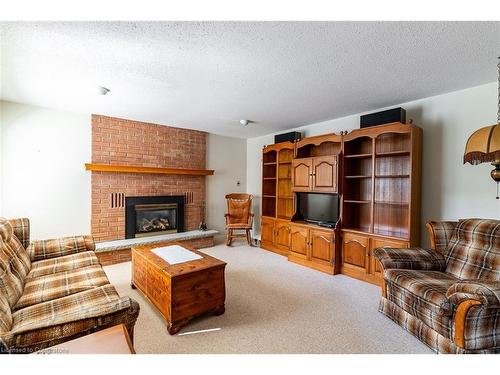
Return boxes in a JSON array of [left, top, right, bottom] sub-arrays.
[[275, 220, 291, 252], [370, 238, 409, 277], [312, 155, 338, 193], [289, 224, 309, 259], [292, 158, 313, 192], [310, 228, 334, 265], [261, 217, 276, 247], [342, 232, 369, 272]]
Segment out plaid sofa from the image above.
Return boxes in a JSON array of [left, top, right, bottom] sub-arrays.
[[374, 218, 500, 354], [0, 217, 140, 353]]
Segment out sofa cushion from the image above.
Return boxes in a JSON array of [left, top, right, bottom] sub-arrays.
[[28, 235, 95, 262], [445, 219, 500, 280], [27, 251, 99, 279], [384, 269, 458, 338], [14, 265, 109, 311]]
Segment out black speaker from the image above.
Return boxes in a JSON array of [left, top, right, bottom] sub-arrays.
[[360, 107, 406, 128], [274, 131, 302, 144]]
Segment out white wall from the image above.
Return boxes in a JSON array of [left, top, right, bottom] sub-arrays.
[[247, 82, 500, 246], [0, 101, 91, 239], [206, 133, 247, 242]]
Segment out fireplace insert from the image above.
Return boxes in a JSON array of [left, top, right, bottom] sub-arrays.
[[125, 196, 184, 239]]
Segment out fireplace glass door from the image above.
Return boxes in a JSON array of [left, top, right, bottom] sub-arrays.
[[135, 203, 178, 237]]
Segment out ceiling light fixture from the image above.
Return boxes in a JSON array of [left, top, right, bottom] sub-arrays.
[[97, 86, 110, 95], [240, 119, 249, 126]]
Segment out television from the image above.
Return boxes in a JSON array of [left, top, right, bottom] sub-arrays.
[[296, 193, 340, 225]]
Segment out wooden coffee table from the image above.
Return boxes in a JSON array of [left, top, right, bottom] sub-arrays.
[[131, 241, 226, 334]]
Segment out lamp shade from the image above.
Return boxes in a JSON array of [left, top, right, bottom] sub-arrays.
[[463, 124, 500, 165]]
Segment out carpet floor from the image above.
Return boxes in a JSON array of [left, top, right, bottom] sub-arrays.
[[103, 243, 432, 354]]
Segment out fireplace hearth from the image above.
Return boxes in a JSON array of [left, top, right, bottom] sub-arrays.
[[125, 196, 184, 239]]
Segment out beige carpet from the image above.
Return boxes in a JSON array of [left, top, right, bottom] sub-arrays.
[[103, 243, 432, 354]]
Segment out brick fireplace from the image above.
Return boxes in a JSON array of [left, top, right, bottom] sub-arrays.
[[90, 115, 206, 242]]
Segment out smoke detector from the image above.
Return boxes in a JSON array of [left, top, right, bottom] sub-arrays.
[[239, 119, 249, 126]]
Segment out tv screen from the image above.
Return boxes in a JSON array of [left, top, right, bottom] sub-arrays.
[[297, 193, 339, 224]]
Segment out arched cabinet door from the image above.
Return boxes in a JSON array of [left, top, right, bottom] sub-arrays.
[[275, 220, 291, 252], [312, 155, 338, 193], [289, 224, 309, 259], [310, 229, 334, 266], [342, 232, 369, 273], [292, 158, 313, 192]]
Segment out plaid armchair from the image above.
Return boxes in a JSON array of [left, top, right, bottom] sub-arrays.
[[0, 217, 140, 353], [374, 218, 500, 354]]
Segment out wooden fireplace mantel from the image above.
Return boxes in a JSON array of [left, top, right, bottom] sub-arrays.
[[85, 163, 215, 176]]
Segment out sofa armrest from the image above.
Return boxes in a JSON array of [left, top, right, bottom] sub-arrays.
[[446, 281, 500, 349], [7, 218, 30, 250], [426, 220, 458, 254], [374, 247, 447, 271], [28, 235, 95, 261], [446, 280, 500, 307]]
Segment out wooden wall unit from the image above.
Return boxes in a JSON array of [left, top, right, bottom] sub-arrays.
[[341, 122, 422, 285], [260, 142, 295, 256], [259, 122, 422, 286]]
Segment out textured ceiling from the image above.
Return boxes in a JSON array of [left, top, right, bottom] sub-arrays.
[[1, 21, 499, 138]]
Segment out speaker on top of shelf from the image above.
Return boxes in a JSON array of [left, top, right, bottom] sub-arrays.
[[274, 131, 302, 144], [360, 107, 406, 128]]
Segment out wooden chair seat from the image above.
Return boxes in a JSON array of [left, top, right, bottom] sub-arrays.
[[226, 223, 252, 229]]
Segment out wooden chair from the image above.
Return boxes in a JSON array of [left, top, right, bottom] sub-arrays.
[[224, 193, 254, 246]]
